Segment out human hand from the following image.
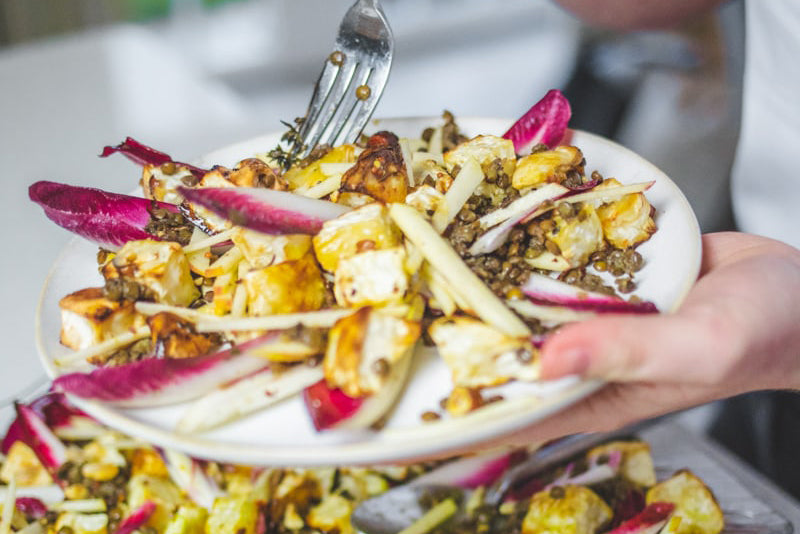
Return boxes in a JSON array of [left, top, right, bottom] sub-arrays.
[[499, 231, 800, 445]]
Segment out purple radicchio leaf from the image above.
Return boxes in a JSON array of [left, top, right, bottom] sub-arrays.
[[53, 334, 279, 408], [2, 392, 87, 454], [521, 272, 659, 314], [13, 402, 68, 477], [101, 137, 207, 179], [503, 89, 572, 154], [14, 497, 49, 519], [178, 186, 349, 235], [113, 501, 157, 534], [29, 181, 180, 250], [607, 503, 676, 534]]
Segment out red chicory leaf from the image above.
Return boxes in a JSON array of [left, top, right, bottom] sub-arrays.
[[101, 137, 207, 178], [29, 181, 180, 250]]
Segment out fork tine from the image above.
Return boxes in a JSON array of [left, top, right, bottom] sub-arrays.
[[298, 61, 339, 139], [317, 62, 374, 147], [331, 61, 391, 146], [295, 0, 393, 158], [300, 59, 359, 153]]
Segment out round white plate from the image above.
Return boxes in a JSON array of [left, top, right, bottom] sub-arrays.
[[35, 118, 701, 466]]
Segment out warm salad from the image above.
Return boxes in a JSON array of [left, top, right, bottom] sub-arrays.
[[30, 90, 661, 434], [0, 393, 724, 534]]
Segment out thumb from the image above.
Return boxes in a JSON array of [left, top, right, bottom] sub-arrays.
[[539, 311, 737, 384]]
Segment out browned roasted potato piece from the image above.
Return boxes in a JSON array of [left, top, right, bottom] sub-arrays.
[[284, 144, 357, 190], [59, 287, 143, 350], [522, 485, 613, 534], [224, 158, 287, 190], [340, 131, 408, 203], [243, 251, 327, 315], [544, 203, 606, 268], [646, 470, 725, 534], [312, 203, 401, 272], [324, 307, 421, 397], [512, 146, 585, 189], [586, 440, 657, 487], [428, 316, 539, 389], [101, 239, 200, 307], [595, 178, 657, 249], [146, 312, 222, 359]]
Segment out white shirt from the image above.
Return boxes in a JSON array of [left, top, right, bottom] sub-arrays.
[[732, 0, 800, 248]]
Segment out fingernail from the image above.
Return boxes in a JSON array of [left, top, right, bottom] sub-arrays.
[[542, 347, 590, 379]]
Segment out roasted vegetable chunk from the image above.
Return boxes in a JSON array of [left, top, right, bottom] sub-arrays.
[[333, 247, 409, 307], [522, 485, 613, 534], [428, 316, 538, 389], [231, 229, 311, 269], [146, 312, 222, 359], [544, 203, 605, 268], [646, 470, 724, 534], [243, 251, 326, 315], [587, 440, 657, 488], [340, 131, 408, 203], [206, 495, 260, 534], [512, 146, 584, 189], [443, 135, 516, 177], [59, 287, 143, 350], [324, 307, 420, 397], [595, 178, 657, 249], [284, 144, 357, 190], [101, 239, 199, 307], [312, 203, 401, 272]]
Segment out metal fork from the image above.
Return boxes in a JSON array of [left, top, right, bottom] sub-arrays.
[[293, 0, 394, 158]]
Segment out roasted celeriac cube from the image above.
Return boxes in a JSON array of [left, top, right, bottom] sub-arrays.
[[443, 135, 516, 177], [101, 239, 199, 306], [141, 163, 195, 204], [242, 251, 326, 315], [522, 485, 613, 534], [340, 132, 408, 203], [59, 287, 144, 350], [218, 158, 286, 189], [545, 203, 605, 268], [405, 184, 446, 217], [163, 505, 208, 534], [428, 316, 538, 388], [512, 146, 584, 189], [146, 312, 221, 359], [270, 471, 322, 526], [54, 512, 109, 534], [181, 171, 238, 233], [231, 229, 312, 269], [334, 247, 409, 307], [324, 307, 421, 397], [415, 159, 454, 193], [646, 470, 724, 534], [130, 448, 170, 478], [127, 474, 185, 531], [586, 440, 657, 487], [595, 178, 657, 249], [312, 203, 401, 272], [284, 144, 358, 190], [306, 493, 356, 534], [206, 496, 260, 534], [0, 440, 52, 486]]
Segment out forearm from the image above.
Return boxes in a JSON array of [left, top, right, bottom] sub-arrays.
[[551, 0, 725, 30]]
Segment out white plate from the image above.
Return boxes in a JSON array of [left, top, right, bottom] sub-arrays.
[[35, 117, 701, 466]]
